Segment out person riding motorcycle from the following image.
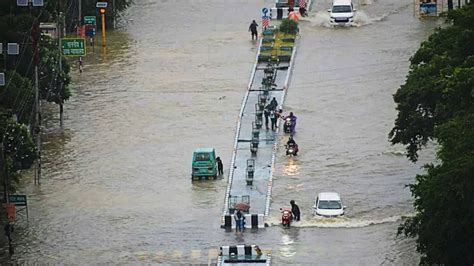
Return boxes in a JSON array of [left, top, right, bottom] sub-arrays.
[[283, 112, 297, 133], [286, 135, 299, 155]]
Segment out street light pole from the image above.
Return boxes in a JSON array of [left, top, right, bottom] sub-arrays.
[[101, 11, 106, 47], [78, 0, 82, 27]]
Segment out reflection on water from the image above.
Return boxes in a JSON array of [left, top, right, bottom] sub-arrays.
[[279, 230, 297, 257], [282, 158, 301, 176]]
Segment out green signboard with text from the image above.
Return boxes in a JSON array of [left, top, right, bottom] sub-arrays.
[[61, 38, 86, 56], [84, 16, 97, 25], [8, 194, 27, 206]]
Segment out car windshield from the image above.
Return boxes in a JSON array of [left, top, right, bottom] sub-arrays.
[[195, 153, 210, 161], [318, 200, 342, 209], [332, 5, 352, 13]]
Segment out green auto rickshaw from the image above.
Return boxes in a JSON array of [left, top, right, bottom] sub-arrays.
[[191, 148, 217, 180]]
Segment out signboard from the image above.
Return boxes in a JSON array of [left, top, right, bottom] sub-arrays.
[[84, 16, 97, 25], [6, 194, 28, 220], [8, 195, 27, 206], [96, 1, 108, 8], [0, 73, 5, 86], [32, 0, 44, 6], [7, 43, 19, 55], [420, 0, 437, 16], [17, 0, 28, 6], [61, 38, 86, 56], [85, 24, 97, 37]]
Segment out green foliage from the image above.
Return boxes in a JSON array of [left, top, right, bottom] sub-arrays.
[[279, 19, 298, 35], [0, 71, 34, 124], [71, 0, 133, 28], [40, 35, 72, 104], [0, 115, 37, 193], [389, 3, 474, 162], [392, 3, 474, 265]]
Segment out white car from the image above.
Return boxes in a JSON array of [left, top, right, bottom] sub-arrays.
[[313, 192, 345, 217], [327, 0, 356, 26]]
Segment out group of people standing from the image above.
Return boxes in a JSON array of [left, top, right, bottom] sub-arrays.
[[264, 97, 282, 131]]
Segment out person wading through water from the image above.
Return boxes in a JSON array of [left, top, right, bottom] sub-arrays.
[[249, 20, 259, 40], [216, 157, 224, 176]]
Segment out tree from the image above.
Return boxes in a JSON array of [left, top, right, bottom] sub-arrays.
[[391, 3, 474, 264], [66, 0, 133, 29], [0, 115, 37, 193], [39, 35, 71, 115], [389, 3, 474, 162], [0, 71, 34, 124], [279, 19, 298, 34]]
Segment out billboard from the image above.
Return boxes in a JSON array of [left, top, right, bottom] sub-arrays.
[[420, 0, 437, 16]]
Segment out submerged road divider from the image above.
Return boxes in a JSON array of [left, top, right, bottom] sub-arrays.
[[221, 1, 309, 229]]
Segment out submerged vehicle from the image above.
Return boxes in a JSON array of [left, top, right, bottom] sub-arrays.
[[191, 148, 217, 180], [280, 208, 293, 227], [283, 117, 293, 133], [313, 192, 346, 217], [286, 143, 298, 156], [328, 0, 356, 26]]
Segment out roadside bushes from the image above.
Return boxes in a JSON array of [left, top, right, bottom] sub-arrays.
[[279, 19, 298, 34]]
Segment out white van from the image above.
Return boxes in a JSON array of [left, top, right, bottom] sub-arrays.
[[328, 0, 356, 26]]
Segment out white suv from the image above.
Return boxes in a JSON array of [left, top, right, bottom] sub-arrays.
[[328, 0, 356, 26], [313, 192, 346, 217]]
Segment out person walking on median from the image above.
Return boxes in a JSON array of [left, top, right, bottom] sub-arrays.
[[270, 109, 278, 131], [234, 209, 245, 232], [268, 97, 278, 110], [264, 106, 270, 130], [249, 20, 259, 40]]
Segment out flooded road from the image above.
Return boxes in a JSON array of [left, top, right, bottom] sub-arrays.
[[3, 0, 440, 263]]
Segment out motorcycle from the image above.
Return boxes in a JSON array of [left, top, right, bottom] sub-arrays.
[[283, 117, 293, 133], [280, 208, 293, 227], [286, 143, 298, 156]]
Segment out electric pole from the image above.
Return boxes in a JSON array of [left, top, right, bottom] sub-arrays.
[[59, 1, 64, 126], [32, 22, 41, 184], [78, 0, 82, 27], [1, 143, 7, 203]]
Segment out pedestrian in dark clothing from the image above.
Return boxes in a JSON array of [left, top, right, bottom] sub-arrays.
[[270, 109, 277, 130], [4, 222, 12, 242], [268, 97, 278, 110], [234, 210, 245, 232], [290, 200, 300, 221], [264, 107, 270, 129], [216, 157, 224, 176], [249, 20, 259, 40]]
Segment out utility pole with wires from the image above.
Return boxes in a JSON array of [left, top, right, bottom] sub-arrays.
[[31, 21, 41, 185], [58, 0, 64, 127], [78, 0, 82, 28]]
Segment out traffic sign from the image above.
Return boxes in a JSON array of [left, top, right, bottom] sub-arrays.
[[8, 195, 27, 206], [85, 25, 96, 37], [84, 16, 97, 25], [61, 38, 86, 56], [96, 1, 108, 8], [262, 8, 269, 15], [0, 73, 5, 86]]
